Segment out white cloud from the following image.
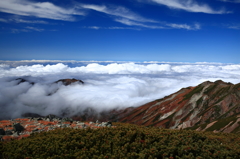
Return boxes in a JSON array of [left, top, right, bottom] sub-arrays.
[[13, 19, 49, 24], [108, 26, 134, 30], [88, 26, 101, 30], [166, 23, 201, 30], [7, 26, 45, 33], [0, 62, 240, 119], [116, 18, 201, 30], [79, 3, 201, 30], [78, 3, 202, 30], [85, 26, 139, 30], [0, 18, 8, 22], [25, 26, 44, 32], [149, 0, 228, 14], [221, 23, 240, 29], [88, 18, 200, 30], [10, 28, 29, 33], [114, 18, 159, 28], [0, 0, 85, 21], [0, 18, 49, 24], [227, 24, 240, 29], [80, 4, 156, 23], [79, 4, 169, 29], [220, 0, 240, 3], [0, 1, 203, 30]]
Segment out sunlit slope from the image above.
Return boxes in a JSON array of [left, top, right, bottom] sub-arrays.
[[119, 80, 240, 133]]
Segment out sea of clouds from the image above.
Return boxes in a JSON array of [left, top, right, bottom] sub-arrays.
[[0, 61, 240, 119]]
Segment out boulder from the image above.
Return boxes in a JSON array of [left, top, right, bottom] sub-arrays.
[[62, 117, 73, 123], [107, 121, 112, 127], [99, 121, 112, 127], [47, 114, 57, 121], [77, 123, 86, 128], [48, 127, 55, 131], [32, 128, 39, 133], [62, 124, 70, 128], [37, 118, 43, 121], [0, 136, 3, 141], [0, 128, 5, 135], [13, 123, 24, 132], [12, 132, 19, 137], [5, 130, 13, 135]]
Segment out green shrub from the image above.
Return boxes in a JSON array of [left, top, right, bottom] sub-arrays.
[[1, 123, 240, 159], [183, 85, 204, 100]]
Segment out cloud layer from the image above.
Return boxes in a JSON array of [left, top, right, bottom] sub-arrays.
[[0, 62, 240, 119]]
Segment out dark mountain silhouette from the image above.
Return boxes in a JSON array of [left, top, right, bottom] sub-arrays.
[[14, 78, 84, 86], [15, 78, 34, 85]]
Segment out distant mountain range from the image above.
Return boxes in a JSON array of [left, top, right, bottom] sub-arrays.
[[18, 78, 240, 133]]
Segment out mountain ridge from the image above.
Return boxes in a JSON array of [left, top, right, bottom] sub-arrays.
[[118, 80, 240, 133]]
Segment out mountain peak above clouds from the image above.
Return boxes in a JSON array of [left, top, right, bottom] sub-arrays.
[[118, 80, 240, 133], [55, 78, 84, 86]]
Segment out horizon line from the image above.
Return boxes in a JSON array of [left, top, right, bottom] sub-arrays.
[[0, 59, 237, 65]]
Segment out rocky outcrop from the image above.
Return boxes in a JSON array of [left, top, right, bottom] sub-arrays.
[[119, 80, 240, 133], [0, 116, 113, 142], [15, 78, 34, 85], [55, 78, 84, 85], [0, 128, 5, 135], [13, 123, 24, 132]]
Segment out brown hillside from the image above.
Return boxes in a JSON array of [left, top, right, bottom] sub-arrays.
[[119, 80, 240, 133]]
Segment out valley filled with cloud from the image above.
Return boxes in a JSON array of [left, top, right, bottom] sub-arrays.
[[0, 61, 239, 119]]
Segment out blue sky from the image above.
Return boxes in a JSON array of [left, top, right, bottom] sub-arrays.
[[0, 0, 239, 63]]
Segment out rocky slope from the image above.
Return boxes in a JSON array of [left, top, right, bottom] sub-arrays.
[[119, 80, 240, 133], [0, 115, 112, 142]]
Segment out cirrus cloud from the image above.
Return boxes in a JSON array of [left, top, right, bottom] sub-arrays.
[[148, 0, 228, 14], [219, 0, 240, 3], [80, 4, 156, 23], [0, 0, 85, 21], [80, 3, 200, 30]]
